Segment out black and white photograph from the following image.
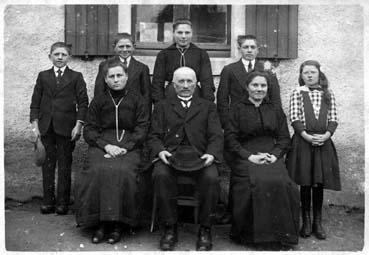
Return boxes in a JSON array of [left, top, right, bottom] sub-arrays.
[[1, 0, 367, 253]]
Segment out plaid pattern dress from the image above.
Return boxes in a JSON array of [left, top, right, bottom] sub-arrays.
[[286, 86, 341, 190]]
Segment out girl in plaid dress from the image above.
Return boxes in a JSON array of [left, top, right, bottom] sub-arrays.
[[287, 60, 341, 240]]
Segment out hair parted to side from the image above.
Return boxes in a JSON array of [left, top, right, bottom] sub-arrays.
[[102, 58, 128, 78], [113, 33, 135, 47], [245, 71, 270, 88], [237, 34, 258, 47], [173, 19, 192, 31], [298, 60, 331, 105], [50, 42, 72, 55]]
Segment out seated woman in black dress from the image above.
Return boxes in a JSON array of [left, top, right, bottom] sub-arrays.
[[225, 71, 300, 246], [75, 59, 149, 244]]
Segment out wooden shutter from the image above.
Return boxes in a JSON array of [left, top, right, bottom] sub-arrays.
[[65, 5, 118, 56], [246, 5, 298, 59]]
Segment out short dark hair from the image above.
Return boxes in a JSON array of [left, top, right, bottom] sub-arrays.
[[113, 33, 135, 47], [102, 58, 128, 78], [50, 42, 71, 55], [237, 35, 258, 47], [173, 19, 192, 31]]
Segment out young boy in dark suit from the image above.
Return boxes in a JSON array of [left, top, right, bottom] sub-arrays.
[[30, 42, 88, 215]]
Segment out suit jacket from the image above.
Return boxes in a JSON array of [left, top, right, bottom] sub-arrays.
[[148, 96, 223, 162], [151, 43, 215, 104], [30, 66, 88, 137], [94, 56, 152, 110], [216, 59, 281, 128]]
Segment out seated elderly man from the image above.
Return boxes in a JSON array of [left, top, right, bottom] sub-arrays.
[[148, 66, 223, 251]]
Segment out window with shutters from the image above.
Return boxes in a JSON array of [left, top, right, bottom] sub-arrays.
[[65, 5, 118, 57], [65, 5, 298, 59], [245, 5, 298, 59]]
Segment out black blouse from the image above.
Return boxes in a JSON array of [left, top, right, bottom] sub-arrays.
[[83, 90, 150, 151], [225, 97, 290, 160]]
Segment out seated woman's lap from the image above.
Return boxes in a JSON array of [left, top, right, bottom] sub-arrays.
[[86, 146, 141, 179]]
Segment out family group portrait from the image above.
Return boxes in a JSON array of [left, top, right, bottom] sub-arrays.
[[2, 0, 366, 253]]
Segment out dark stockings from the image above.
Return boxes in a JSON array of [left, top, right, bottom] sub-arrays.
[[300, 185, 326, 239]]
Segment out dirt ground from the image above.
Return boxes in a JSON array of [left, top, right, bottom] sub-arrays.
[[4, 198, 364, 252]]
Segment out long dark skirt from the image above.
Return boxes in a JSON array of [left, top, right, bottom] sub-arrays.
[[75, 147, 140, 227], [286, 134, 341, 191], [230, 158, 300, 245]]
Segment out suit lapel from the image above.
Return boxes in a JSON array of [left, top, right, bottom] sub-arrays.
[[127, 57, 140, 83], [46, 68, 58, 95], [185, 97, 202, 122], [233, 59, 249, 90], [170, 97, 187, 119]]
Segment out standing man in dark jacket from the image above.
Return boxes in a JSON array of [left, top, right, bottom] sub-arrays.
[[217, 34, 281, 128], [151, 19, 215, 104], [30, 42, 88, 215], [94, 33, 151, 111], [148, 67, 223, 251]]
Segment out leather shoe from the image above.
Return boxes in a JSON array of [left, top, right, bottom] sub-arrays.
[[92, 224, 106, 244], [55, 205, 68, 215], [160, 224, 178, 251], [40, 205, 55, 214], [196, 226, 212, 251], [312, 221, 326, 240], [107, 224, 122, 244]]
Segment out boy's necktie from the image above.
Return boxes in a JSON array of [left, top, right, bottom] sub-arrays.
[[248, 61, 253, 72], [122, 58, 128, 70], [56, 69, 62, 87]]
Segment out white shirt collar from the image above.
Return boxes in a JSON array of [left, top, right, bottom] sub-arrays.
[[53, 65, 67, 74], [177, 95, 193, 101], [119, 56, 131, 67], [177, 95, 193, 108], [241, 58, 255, 71]]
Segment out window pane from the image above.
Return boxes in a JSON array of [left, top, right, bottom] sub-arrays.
[[133, 5, 229, 45], [134, 5, 173, 43], [190, 5, 228, 44]]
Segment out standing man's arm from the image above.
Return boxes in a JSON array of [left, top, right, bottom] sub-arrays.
[[151, 51, 166, 104], [72, 73, 89, 141], [216, 66, 230, 128], [199, 50, 215, 102], [30, 73, 43, 138], [140, 64, 152, 113], [93, 61, 106, 99], [268, 73, 282, 107]]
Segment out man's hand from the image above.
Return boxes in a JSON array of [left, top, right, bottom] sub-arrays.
[[71, 122, 83, 141], [104, 144, 127, 158], [30, 120, 41, 143], [201, 154, 214, 167], [159, 150, 172, 165]]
